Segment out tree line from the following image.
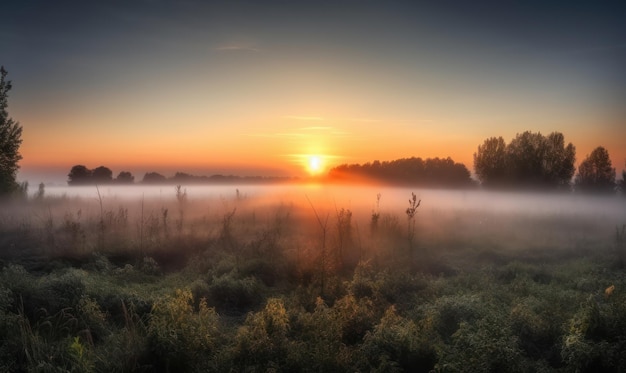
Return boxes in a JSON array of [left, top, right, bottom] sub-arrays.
[[328, 157, 473, 187], [474, 131, 623, 194], [67, 166, 294, 185], [1, 67, 625, 195]]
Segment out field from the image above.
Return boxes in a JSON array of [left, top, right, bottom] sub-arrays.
[[1, 185, 625, 372]]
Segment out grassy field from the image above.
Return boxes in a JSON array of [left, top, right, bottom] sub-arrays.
[[0, 187, 625, 372]]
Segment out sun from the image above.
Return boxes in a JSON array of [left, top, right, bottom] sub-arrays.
[[307, 155, 324, 175]]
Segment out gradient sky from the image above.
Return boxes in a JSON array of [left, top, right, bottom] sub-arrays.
[[2, 0, 625, 183]]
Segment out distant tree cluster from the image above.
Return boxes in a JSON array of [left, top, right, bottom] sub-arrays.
[[474, 131, 622, 194], [141, 171, 293, 185], [574, 146, 616, 194], [474, 131, 576, 190], [67, 165, 134, 185], [328, 157, 472, 187]]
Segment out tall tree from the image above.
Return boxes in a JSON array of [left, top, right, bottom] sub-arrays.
[[474, 131, 575, 190], [621, 160, 626, 196], [68, 165, 93, 185], [142, 172, 167, 184], [0, 67, 23, 195], [575, 146, 615, 194], [92, 166, 113, 183], [542, 132, 576, 188], [621, 161, 626, 196], [473, 136, 508, 187], [115, 171, 135, 184]]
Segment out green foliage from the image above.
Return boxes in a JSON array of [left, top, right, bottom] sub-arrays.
[[289, 297, 347, 371], [474, 131, 576, 189], [362, 306, 436, 372], [232, 298, 290, 369], [575, 146, 616, 194], [438, 314, 524, 372], [147, 289, 219, 371], [0, 66, 23, 196], [2, 188, 626, 371], [207, 271, 263, 312], [510, 296, 563, 363]]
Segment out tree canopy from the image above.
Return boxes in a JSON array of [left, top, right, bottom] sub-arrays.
[[68, 165, 120, 185], [574, 146, 616, 194], [0, 67, 23, 195], [474, 131, 575, 190], [328, 157, 472, 187], [115, 171, 135, 184]]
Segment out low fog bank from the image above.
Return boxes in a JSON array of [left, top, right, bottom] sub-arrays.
[[41, 184, 626, 221]]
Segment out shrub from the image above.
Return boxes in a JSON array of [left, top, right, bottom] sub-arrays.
[[147, 289, 219, 371], [510, 296, 564, 364], [362, 306, 436, 373], [334, 293, 377, 345], [438, 314, 524, 372], [207, 272, 263, 313], [231, 298, 290, 370], [39, 269, 87, 314], [288, 297, 347, 371]]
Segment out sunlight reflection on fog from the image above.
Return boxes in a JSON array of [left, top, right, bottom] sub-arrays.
[[43, 184, 626, 222]]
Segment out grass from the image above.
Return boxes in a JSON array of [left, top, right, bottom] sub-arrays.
[[0, 186, 625, 372]]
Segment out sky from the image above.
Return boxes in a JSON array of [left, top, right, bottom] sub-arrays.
[[2, 0, 625, 183]]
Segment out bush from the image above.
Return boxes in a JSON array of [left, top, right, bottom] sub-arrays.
[[147, 289, 219, 371], [39, 269, 87, 314], [362, 306, 436, 372], [207, 272, 263, 313], [231, 298, 290, 370], [438, 314, 524, 372]]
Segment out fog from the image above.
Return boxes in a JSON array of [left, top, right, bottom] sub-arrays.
[[2, 183, 623, 264], [41, 184, 626, 221]]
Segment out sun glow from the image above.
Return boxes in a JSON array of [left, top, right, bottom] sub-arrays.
[[307, 155, 324, 175]]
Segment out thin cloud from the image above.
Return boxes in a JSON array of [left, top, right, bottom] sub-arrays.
[[245, 132, 306, 138], [216, 45, 260, 52], [283, 116, 325, 121], [283, 115, 433, 124], [299, 126, 333, 131]]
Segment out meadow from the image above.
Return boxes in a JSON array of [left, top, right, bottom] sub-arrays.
[[1, 184, 625, 372]]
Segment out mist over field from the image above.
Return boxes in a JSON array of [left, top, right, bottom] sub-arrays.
[[36, 184, 626, 240], [3, 184, 623, 271], [1, 183, 626, 372]]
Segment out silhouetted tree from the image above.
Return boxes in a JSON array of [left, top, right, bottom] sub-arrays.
[[68, 165, 93, 185], [115, 171, 135, 184], [92, 166, 113, 184], [0, 67, 23, 195], [473, 137, 507, 187], [474, 131, 575, 190], [142, 172, 167, 184], [541, 132, 576, 188], [172, 172, 194, 182], [575, 146, 616, 194], [619, 161, 626, 197]]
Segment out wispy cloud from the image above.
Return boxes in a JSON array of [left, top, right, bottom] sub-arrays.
[[342, 117, 383, 123], [215, 45, 260, 52], [283, 115, 432, 124], [299, 126, 333, 131], [245, 132, 306, 138], [283, 116, 325, 121]]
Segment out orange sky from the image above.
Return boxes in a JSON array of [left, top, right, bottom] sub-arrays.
[[3, 2, 625, 183]]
